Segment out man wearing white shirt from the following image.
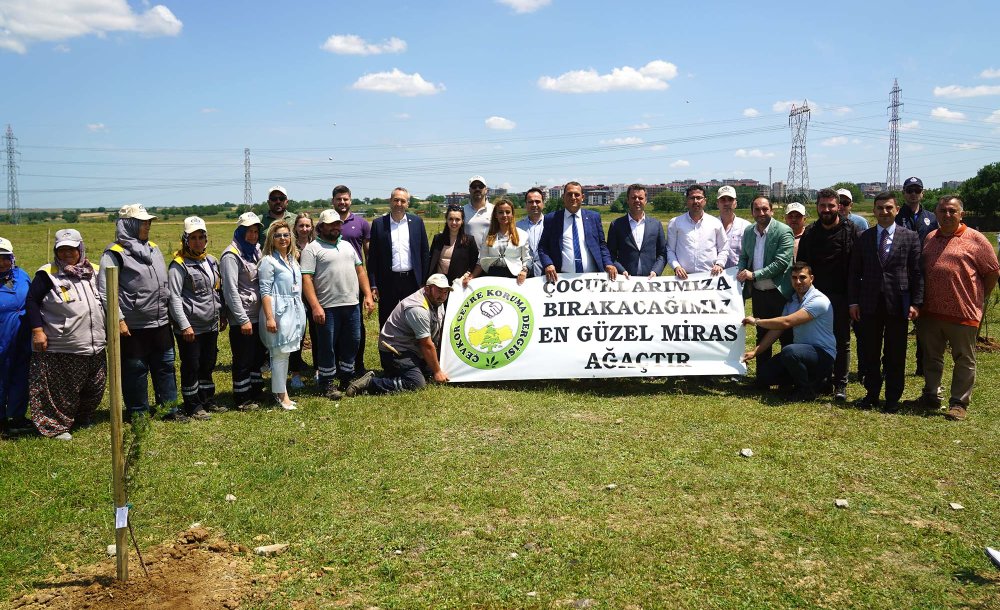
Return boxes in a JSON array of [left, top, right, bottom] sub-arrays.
[[537, 182, 616, 282], [515, 187, 545, 277], [716, 185, 752, 269], [666, 184, 730, 279], [368, 187, 430, 327], [463, 175, 493, 252], [607, 184, 666, 278]]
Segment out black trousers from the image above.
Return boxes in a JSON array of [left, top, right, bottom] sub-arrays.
[[176, 331, 218, 413], [751, 287, 791, 367], [860, 299, 909, 404], [229, 324, 267, 405], [827, 292, 851, 389], [377, 270, 419, 328]]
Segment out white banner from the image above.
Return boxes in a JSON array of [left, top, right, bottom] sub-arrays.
[[441, 268, 748, 382]]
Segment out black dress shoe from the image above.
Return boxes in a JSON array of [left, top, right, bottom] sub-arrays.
[[882, 401, 901, 414], [853, 396, 877, 410]]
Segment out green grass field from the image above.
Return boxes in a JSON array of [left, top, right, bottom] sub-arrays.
[[1, 216, 999, 608]]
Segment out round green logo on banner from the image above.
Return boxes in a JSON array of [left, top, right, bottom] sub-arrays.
[[449, 286, 534, 369]]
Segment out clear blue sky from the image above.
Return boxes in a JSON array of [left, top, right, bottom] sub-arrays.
[[2, 0, 999, 208]]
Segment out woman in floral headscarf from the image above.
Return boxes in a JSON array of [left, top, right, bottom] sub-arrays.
[[27, 229, 106, 440]]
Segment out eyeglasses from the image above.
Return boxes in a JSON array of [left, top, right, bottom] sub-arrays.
[[269, 196, 287, 202], [273, 233, 291, 239], [904, 187, 922, 194]]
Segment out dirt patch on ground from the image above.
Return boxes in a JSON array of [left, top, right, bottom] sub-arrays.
[[9, 526, 258, 610]]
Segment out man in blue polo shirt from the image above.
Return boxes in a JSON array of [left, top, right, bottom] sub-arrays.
[[741, 261, 836, 401]]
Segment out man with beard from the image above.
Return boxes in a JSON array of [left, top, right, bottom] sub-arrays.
[[301, 210, 375, 399], [796, 188, 860, 402], [344, 274, 451, 397], [666, 184, 729, 279], [332, 185, 372, 373], [368, 187, 430, 327], [516, 187, 546, 277], [463, 176, 493, 252], [262, 185, 296, 230]]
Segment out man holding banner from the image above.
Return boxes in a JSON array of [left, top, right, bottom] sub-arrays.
[[537, 182, 617, 282], [741, 261, 835, 402]]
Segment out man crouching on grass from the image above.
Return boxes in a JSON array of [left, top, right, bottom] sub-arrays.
[[741, 261, 836, 402], [345, 274, 451, 396]]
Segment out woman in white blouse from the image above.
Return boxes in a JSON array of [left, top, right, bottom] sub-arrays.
[[462, 197, 531, 287]]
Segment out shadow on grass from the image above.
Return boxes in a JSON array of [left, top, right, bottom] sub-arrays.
[[951, 567, 995, 585]]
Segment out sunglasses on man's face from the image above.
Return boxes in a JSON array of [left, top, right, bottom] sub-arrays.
[[269, 196, 287, 202], [904, 188, 922, 194]]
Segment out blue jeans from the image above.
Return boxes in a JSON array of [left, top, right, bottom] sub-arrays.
[[757, 343, 833, 392], [122, 346, 177, 414], [314, 304, 361, 388]]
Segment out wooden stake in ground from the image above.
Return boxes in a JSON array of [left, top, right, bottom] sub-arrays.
[[105, 266, 128, 582]]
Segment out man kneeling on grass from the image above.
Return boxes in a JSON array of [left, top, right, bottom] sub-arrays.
[[741, 261, 836, 402], [345, 274, 451, 396]]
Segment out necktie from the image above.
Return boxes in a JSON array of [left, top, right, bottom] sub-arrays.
[[571, 213, 584, 272], [878, 228, 890, 266]]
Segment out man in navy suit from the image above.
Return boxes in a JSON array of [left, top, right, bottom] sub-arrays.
[[607, 184, 666, 278], [538, 181, 617, 282], [848, 192, 923, 412], [368, 187, 430, 327]]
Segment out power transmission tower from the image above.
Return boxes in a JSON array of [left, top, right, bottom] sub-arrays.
[[243, 148, 253, 211], [786, 101, 811, 198], [886, 78, 903, 191], [5, 125, 20, 225]]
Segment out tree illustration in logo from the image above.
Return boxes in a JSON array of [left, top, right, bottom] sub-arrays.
[[478, 322, 503, 353]]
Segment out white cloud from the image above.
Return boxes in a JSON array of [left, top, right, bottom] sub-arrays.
[[982, 68, 1000, 79], [600, 136, 643, 145], [393, 112, 411, 120], [53, 43, 70, 53], [200, 107, 218, 114], [485, 116, 516, 130], [930, 107, 966, 122], [933, 84, 1000, 98], [86, 122, 107, 132], [821, 136, 849, 147], [538, 60, 678, 93], [0, 0, 182, 53], [351, 69, 444, 96], [499, 182, 513, 190], [649, 144, 667, 152], [851, 138, 861, 144], [497, 0, 551, 13], [321, 34, 406, 55], [670, 159, 690, 168], [742, 108, 760, 118], [899, 120, 920, 131], [629, 122, 651, 130], [734, 148, 774, 159], [984, 110, 1000, 124], [956, 142, 981, 150], [904, 143, 925, 152]]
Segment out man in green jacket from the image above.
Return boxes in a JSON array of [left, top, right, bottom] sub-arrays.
[[737, 197, 795, 366]]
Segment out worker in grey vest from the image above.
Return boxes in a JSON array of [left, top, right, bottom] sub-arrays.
[[345, 274, 451, 396], [98, 204, 177, 420]]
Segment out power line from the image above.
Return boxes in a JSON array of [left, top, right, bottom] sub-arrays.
[[886, 78, 902, 190], [786, 101, 811, 197], [5, 125, 21, 224]]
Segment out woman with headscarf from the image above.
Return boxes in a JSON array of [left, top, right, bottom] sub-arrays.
[[98, 204, 177, 421], [26, 229, 106, 440], [258, 221, 306, 409], [220, 212, 267, 409], [169, 217, 224, 421], [0, 236, 31, 436]]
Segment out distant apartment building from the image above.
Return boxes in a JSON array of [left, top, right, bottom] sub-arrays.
[[548, 185, 564, 201], [445, 192, 467, 206], [857, 182, 887, 199], [487, 187, 508, 199], [772, 182, 786, 199], [942, 180, 964, 190], [582, 185, 614, 206]]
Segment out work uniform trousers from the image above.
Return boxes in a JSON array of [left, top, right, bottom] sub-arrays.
[[176, 331, 219, 414], [229, 324, 266, 406], [369, 349, 428, 395]]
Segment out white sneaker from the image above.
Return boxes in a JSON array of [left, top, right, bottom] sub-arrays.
[[987, 547, 1000, 570], [54, 432, 72, 441]]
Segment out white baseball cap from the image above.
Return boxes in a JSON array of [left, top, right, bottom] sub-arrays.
[[318, 209, 342, 225], [717, 185, 737, 200], [785, 202, 807, 216], [184, 216, 207, 234], [835, 188, 853, 202], [468, 175, 487, 187], [426, 273, 452, 289], [0, 237, 12, 253], [54, 229, 83, 248], [118, 203, 156, 220], [236, 212, 262, 227], [268, 185, 288, 198]]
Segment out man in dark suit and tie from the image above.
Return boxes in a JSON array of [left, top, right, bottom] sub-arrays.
[[538, 181, 617, 282], [607, 184, 666, 278], [848, 191, 923, 412], [368, 187, 430, 327]]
